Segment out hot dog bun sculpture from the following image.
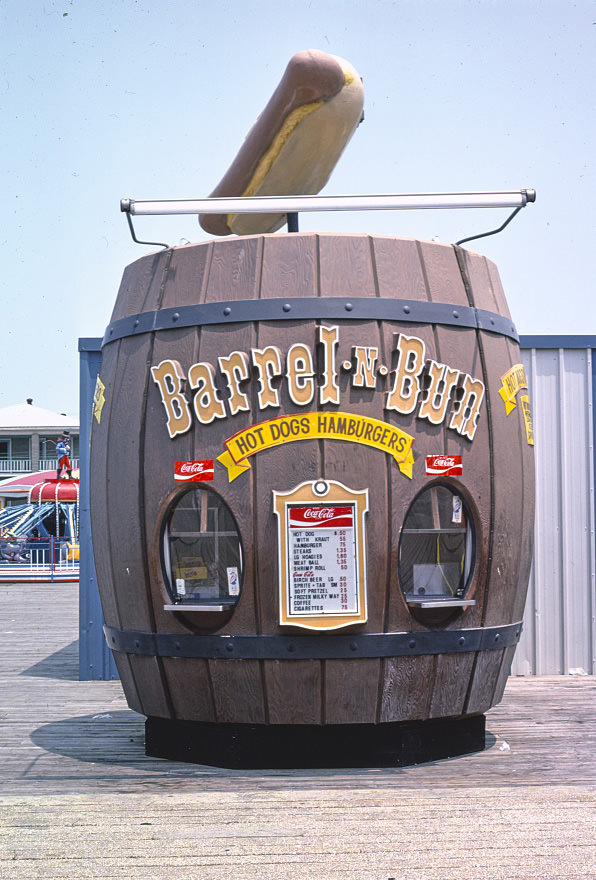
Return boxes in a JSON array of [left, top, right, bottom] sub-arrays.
[[199, 49, 364, 236]]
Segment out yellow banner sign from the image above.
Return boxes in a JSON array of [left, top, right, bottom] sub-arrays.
[[499, 363, 528, 415], [92, 377, 106, 425], [520, 394, 534, 446], [218, 412, 415, 482]]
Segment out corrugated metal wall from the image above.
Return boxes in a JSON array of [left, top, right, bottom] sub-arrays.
[[512, 338, 596, 675]]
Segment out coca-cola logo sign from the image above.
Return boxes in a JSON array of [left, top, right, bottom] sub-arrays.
[[303, 507, 334, 520], [174, 460, 215, 482], [425, 455, 463, 476], [289, 505, 354, 529]]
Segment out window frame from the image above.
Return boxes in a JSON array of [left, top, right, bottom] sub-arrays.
[[160, 486, 244, 612], [398, 481, 477, 609]]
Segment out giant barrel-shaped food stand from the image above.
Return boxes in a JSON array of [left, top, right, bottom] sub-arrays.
[[90, 232, 534, 767]]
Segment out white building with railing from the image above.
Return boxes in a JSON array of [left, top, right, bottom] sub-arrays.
[[0, 400, 79, 491]]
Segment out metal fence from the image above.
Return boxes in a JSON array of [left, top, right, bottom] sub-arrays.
[[0, 460, 32, 473], [0, 458, 79, 475], [0, 536, 79, 583], [39, 458, 80, 471]]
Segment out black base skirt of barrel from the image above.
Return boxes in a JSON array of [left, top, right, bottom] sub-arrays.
[[145, 714, 486, 769]]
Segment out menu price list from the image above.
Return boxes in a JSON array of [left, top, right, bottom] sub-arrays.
[[288, 526, 357, 616]]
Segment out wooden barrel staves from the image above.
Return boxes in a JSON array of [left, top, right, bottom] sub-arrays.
[[90, 233, 534, 767]]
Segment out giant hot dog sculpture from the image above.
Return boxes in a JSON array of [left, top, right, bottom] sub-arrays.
[[199, 49, 364, 236]]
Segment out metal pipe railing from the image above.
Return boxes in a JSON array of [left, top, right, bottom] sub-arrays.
[[121, 190, 535, 217]]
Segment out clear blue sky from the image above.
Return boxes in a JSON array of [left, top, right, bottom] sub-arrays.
[[2, 0, 594, 417]]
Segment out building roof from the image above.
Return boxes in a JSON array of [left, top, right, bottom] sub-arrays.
[[0, 470, 80, 497], [0, 403, 78, 431]]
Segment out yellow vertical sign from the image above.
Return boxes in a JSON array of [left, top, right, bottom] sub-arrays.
[[520, 395, 534, 446]]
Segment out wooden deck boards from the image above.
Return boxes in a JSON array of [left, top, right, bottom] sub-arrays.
[[2, 580, 596, 878]]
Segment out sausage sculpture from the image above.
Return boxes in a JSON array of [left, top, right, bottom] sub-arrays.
[[199, 49, 364, 236]]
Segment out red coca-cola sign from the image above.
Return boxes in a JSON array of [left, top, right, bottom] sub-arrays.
[[425, 455, 463, 476], [289, 505, 353, 529], [174, 460, 215, 482], [304, 507, 334, 520]]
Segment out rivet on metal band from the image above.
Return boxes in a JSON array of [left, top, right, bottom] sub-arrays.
[[104, 622, 522, 661], [101, 297, 519, 347]]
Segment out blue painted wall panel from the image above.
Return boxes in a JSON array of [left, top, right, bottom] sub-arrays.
[[78, 338, 118, 681]]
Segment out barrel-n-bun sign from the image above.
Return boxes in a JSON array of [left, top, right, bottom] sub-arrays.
[[151, 327, 485, 481]]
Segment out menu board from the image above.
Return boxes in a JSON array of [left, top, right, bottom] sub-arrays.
[[274, 479, 368, 630], [287, 505, 358, 617]]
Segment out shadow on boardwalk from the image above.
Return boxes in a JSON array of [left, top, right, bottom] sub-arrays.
[[22, 640, 80, 680]]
